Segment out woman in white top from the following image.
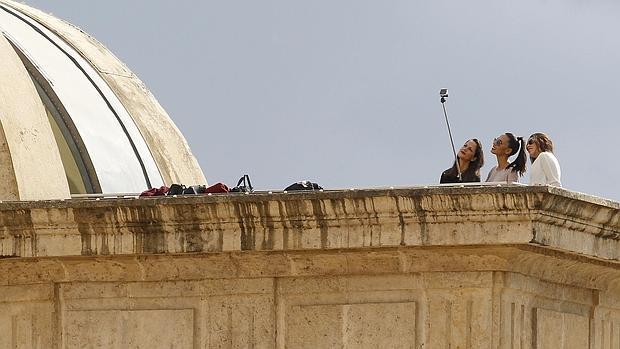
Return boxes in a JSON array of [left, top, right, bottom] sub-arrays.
[[486, 133, 527, 183], [526, 132, 561, 187]]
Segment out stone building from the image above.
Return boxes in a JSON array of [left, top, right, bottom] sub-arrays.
[[0, 1, 619, 348]]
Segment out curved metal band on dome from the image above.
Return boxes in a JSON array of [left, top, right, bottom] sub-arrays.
[[0, 4, 164, 192]]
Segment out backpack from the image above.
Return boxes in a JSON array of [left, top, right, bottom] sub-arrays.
[[230, 175, 253, 193], [182, 185, 206, 195], [167, 184, 186, 195], [284, 181, 323, 192]]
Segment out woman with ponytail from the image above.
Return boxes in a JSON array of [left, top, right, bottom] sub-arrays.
[[485, 133, 527, 183]]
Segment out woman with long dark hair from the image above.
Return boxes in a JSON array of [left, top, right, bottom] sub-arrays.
[[440, 139, 484, 183], [486, 133, 527, 183], [527, 132, 561, 186]]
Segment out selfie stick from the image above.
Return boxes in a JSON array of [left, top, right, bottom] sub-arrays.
[[440, 88, 461, 181]]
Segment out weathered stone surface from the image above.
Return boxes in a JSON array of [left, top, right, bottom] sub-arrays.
[[0, 186, 617, 348], [65, 309, 195, 349], [535, 308, 590, 349], [0, 186, 616, 258], [0, 33, 70, 201]]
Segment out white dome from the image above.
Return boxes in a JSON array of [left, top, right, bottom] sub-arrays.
[[0, 1, 205, 199]]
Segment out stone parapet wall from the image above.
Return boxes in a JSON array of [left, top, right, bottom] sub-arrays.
[[0, 185, 618, 348], [0, 186, 617, 258]]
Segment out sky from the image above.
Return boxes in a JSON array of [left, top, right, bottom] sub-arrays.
[[23, 0, 620, 201]]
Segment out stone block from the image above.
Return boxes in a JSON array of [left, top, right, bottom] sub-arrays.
[[535, 308, 589, 349], [286, 302, 416, 348], [65, 309, 194, 349]]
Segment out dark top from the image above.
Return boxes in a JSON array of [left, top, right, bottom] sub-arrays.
[[440, 166, 481, 184]]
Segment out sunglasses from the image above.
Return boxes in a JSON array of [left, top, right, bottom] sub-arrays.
[[527, 139, 535, 145], [493, 138, 503, 146]]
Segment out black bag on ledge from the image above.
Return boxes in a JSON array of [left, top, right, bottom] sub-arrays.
[[182, 185, 207, 195], [284, 181, 323, 191], [167, 184, 186, 195], [230, 175, 254, 193]]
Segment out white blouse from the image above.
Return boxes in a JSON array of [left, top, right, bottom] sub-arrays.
[[529, 152, 561, 187]]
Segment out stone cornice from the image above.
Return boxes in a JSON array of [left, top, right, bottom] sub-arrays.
[[0, 245, 619, 292], [0, 185, 617, 261]]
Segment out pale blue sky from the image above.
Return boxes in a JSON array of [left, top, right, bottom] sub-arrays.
[[24, 0, 620, 200]]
